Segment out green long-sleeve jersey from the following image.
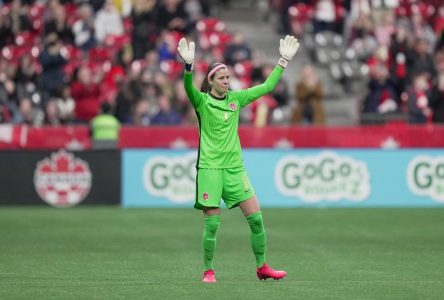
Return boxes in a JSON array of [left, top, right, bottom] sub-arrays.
[[184, 65, 284, 168]]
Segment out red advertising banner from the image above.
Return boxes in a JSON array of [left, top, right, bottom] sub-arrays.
[[0, 124, 443, 149]]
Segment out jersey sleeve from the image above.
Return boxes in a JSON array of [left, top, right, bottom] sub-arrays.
[[234, 65, 284, 108], [183, 71, 203, 109]]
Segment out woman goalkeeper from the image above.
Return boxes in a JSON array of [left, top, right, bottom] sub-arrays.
[[177, 35, 299, 283]]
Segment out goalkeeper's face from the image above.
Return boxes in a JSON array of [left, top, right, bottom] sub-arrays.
[[210, 68, 230, 96]]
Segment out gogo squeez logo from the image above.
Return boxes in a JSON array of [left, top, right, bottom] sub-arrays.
[[407, 156, 444, 203], [275, 152, 370, 203], [143, 153, 197, 203]]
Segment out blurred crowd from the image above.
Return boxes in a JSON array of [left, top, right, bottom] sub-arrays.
[[0, 0, 291, 126], [273, 0, 444, 124], [0, 0, 443, 126]]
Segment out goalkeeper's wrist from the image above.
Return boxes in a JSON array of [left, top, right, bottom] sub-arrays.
[[185, 62, 194, 72], [277, 57, 289, 68]]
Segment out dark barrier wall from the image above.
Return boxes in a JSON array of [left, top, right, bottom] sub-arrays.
[[0, 150, 120, 207]]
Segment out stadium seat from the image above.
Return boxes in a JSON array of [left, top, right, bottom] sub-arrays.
[[160, 60, 183, 80], [15, 31, 38, 48], [288, 3, 314, 36], [196, 18, 226, 33], [89, 47, 111, 63]]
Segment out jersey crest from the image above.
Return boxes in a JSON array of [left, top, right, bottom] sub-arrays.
[[229, 102, 237, 111]]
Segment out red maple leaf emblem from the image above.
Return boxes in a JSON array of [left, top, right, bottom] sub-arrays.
[[203, 192, 209, 201], [34, 150, 92, 207], [229, 102, 237, 111]]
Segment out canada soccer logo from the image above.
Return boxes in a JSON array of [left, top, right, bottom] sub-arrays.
[[229, 102, 237, 111], [34, 150, 92, 207], [203, 192, 209, 201]]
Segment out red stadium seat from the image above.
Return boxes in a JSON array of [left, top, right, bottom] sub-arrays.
[[1, 3, 11, 16], [200, 31, 232, 51], [63, 45, 83, 61], [29, 3, 45, 21], [195, 60, 209, 74], [89, 47, 111, 63], [104, 35, 130, 52], [160, 60, 183, 80], [15, 31, 39, 48], [196, 18, 226, 33], [234, 61, 253, 78], [122, 17, 133, 34], [1, 46, 30, 63]]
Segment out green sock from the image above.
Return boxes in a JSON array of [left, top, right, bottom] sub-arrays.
[[246, 211, 266, 268], [203, 214, 220, 270]]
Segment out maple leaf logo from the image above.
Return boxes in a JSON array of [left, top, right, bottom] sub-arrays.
[[229, 102, 237, 111], [34, 150, 92, 207], [203, 192, 209, 201]]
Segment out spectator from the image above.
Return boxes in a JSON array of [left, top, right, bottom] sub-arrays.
[[114, 65, 144, 123], [8, 0, 32, 35], [349, 13, 377, 62], [151, 94, 182, 125], [183, 0, 209, 32], [14, 54, 39, 100], [13, 98, 43, 125], [157, 0, 187, 33], [434, 6, 444, 51], [133, 99, 151, 125], [407, 72, 432, 123], [38, 33, 68, 102], [250, 93, 277, 127], [374, 10, 395, 47], [131, 0, 159, 59], [53, 85, 75, 124], [429, 51, 444, 123], [291, 64, 326, 125], [223, 32, 252, 66], [429, 74, 444, 123], [94, 0, 124, 44], [389, 22, 411, 98], [0, 11, 13, 49], [313, 0, 337, 34], [71, 65, 102, 122], [0, 71, 20, 119], [72, 4, 96, 51], [0, 103, 10, 123], [362, 65, 398, 114], [407, 38, 437, 81], [44, 2, 74, 44], [173, 78, 191, 117], [344, 0, 371, 42], [44, 100, 61, 125], [411, 10, 436, 53], [158, 31, 179, 62]]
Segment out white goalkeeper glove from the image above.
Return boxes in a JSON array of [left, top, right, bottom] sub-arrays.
[[278, 35, 300, 68], [177, 37, 195, 70]]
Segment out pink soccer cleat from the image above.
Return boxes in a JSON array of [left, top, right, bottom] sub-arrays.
[[256, 263, 287, 281], [202, 269, 216, 283]]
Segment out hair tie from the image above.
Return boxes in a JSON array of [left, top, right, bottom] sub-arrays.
[[207, 64, 227, 81]]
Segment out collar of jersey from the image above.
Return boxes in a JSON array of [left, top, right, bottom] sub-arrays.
[[208, 92, 226, 101]]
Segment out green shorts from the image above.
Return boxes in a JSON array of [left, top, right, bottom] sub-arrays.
[[194, 166, 255, 210]]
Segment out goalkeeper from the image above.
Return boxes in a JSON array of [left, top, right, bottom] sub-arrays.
[[177, 35, 299, 283]]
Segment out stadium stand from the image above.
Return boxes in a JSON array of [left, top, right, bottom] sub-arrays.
[[0, 0, 442, 127]]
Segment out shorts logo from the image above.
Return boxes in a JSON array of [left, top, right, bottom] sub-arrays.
[[229, 102, 237, 111], [34, 150, 92, 207], [203, 192, 209, 201]]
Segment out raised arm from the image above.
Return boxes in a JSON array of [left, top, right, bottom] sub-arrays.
[[177, 38, 202, 109], [237, 35, 300, 107]]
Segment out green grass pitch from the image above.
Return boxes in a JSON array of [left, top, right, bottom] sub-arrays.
[[1, 207, 444, 299]]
